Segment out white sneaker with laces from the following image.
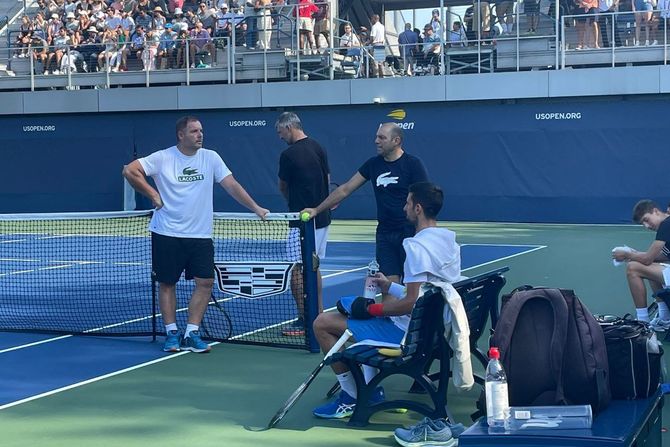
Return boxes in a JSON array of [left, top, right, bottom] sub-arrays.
[[649, 316, 670, 332]]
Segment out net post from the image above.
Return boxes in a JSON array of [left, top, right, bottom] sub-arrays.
[[301, 218, 320, 353]]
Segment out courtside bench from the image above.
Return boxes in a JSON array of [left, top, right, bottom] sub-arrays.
[[459, 376, 664, 447], [327, 267, 509, 427]]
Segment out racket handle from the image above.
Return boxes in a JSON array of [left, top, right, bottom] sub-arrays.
[[324, 329, 352, 360]]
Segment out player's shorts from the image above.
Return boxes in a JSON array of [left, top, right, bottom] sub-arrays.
[[287, 226, 329, 262], [299, 17, 314, 32], [151, 232, 214, 284], [376, 226, 415, 278], [347, 317, 405, 344]]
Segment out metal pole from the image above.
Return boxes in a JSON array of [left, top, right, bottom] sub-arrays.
[[440, 0, 445, 75], [329, 0, 334, 80], [555, 0, 559, 69]]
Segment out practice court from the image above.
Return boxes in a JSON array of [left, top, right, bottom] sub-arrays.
[[0, 219, 668, 447]]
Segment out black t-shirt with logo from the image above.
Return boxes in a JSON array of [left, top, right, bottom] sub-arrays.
[[358, 152, 428, 232], [278, 137, 331, 229], [656, 216, 670, 259]]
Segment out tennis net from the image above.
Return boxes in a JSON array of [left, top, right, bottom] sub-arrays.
[[0, 210, 319, 350]]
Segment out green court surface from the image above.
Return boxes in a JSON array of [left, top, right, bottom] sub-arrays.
[[0, 220, 668, 447]]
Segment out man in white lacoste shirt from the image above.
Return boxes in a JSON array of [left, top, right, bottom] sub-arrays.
[[123, 115, 268, 353]]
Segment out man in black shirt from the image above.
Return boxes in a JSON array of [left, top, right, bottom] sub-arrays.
[[613, 199, 670, 330], [277, 112, 331, 336], [301, 122, 428, 300]]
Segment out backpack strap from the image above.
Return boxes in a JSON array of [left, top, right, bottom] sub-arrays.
[[492, 288, 570, 404]]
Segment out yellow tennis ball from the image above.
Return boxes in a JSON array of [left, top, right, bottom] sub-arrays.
[[300, 212, 310, 222]]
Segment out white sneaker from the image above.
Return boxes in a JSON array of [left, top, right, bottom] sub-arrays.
[[649, 316, 670, 332], [645, 40, 649, 46], [652, 40, 658, 45]]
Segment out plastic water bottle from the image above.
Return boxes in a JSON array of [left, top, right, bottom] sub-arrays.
[[363, 260, 380, 299], [485, 346, 509, 430]]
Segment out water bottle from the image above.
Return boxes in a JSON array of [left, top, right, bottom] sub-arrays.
[[485, 346, 509, 430], [363, 260, 380, 299]]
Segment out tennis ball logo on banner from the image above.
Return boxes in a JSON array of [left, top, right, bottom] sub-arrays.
[[177, 167, 205, 182], [386, 109, 415, 130]]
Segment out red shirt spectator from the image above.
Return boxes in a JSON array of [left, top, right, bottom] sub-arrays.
[[297, 0, 318, 19]]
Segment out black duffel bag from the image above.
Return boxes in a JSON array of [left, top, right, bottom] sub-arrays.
[[596, 315, 663, 400]]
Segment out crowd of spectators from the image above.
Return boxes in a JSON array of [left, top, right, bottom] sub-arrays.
[[10, 0, 332, 74]]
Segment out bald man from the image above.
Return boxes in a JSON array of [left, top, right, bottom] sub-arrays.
[[302, 123, 428, 299]]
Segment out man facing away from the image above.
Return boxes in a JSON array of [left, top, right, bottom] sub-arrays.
[[276, 111, 331, 336], [123, 116, 268, 352]]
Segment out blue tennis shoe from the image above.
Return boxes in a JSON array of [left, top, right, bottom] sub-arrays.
[[180, 330, 211, 353], [313, 387, 385, 419], [163, 330, 181, 352]]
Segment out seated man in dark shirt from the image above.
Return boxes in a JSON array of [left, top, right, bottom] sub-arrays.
[[613, 199, 670, 330]]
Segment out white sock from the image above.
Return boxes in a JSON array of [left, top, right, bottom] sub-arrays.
[[362, 365, 379, 384], [636, 307, 649, 322], [165, 323, 178, 333], [336, 371, 357, 398], [184, 323, 199, 338], [657, 301, 670, 320]]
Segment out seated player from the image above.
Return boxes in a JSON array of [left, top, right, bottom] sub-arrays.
[[613, 199, 670, 330], [311, 182, 464, 419]]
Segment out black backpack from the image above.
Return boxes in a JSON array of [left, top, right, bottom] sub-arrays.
[[596, 315, 663, 399], [491, 286, 611, 413]]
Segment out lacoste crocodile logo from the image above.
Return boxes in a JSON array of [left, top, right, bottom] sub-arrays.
[[376, 172, 399, 188], [178, 166, 204, 182]]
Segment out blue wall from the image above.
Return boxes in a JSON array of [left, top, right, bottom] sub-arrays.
[[2, 96, 667, 223]]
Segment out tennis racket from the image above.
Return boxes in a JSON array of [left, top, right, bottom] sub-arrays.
[[267, 328, 352, 429], [200, 293, 233, 340]]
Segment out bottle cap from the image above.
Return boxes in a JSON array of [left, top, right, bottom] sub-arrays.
[[488, 347, 500, 360]]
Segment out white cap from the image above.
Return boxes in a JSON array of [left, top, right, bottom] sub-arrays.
[[174, 7, 183, 14], [66, 11, 75, 18], [220, 2, 228, 7]]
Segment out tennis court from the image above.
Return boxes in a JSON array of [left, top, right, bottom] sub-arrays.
[[0, 219, 668, 447]]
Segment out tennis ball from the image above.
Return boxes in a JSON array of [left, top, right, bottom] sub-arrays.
[[300, 212, 310, 222]]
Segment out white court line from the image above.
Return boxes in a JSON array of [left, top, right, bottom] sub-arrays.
[[0, 240, 26, 244], [0, 244, 546, 410], [0, 335, 73, 354]]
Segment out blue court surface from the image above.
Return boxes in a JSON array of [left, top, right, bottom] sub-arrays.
[[0, 240, 543, 410]]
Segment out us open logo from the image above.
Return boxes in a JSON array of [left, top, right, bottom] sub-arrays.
[[214, 261, 295, 298]]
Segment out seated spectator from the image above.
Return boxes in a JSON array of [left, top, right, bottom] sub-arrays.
[[448, 21, 468, 47], [189, 20, 216, 66], [98, 28, 121, 70], [340, 22, 360, 51], [152, 6, 167, 30], [143, 28, 160, 69], [14, 16, 33, 57], [78, 26, 103, 71], [120, 10, 135, 38], [168, 0, 183, 15], [311, 182, 463, 420], [215, 3, 233, 39], [35, 0, 52, 20], [134, 8, 153, 30], [235, 21, 247, 46], [77, 11, 91, 32], [612, 200, 670, 330], [134, 0, 151, 14], [106, 9, 123, 30], [46, 13, 62, 44], [30, 35, 49, 73], [174, 28, 189, 66], [32, 13, 47, 40], [172, 8, 189, 31], [46, 27, 72, 74], [420, 23, 441, 73], [121, 25, 146, 69], [157, 23, 177, 68], [397, 22, 418, 75]]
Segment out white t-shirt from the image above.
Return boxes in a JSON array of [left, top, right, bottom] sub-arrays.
[[138, 145, 231, 238], [370, 21, 385, 45], [390, 226, 461, 332]]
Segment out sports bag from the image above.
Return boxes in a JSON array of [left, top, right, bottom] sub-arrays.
[[491, 286, 611, 413], [596, 315, 663, 399]]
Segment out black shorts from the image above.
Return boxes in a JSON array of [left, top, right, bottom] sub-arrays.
[[151, 232, 214, 284], [375, 226, 415, 278]]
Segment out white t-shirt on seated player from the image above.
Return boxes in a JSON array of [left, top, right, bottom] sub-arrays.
[[139, 145, 231, 238]]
